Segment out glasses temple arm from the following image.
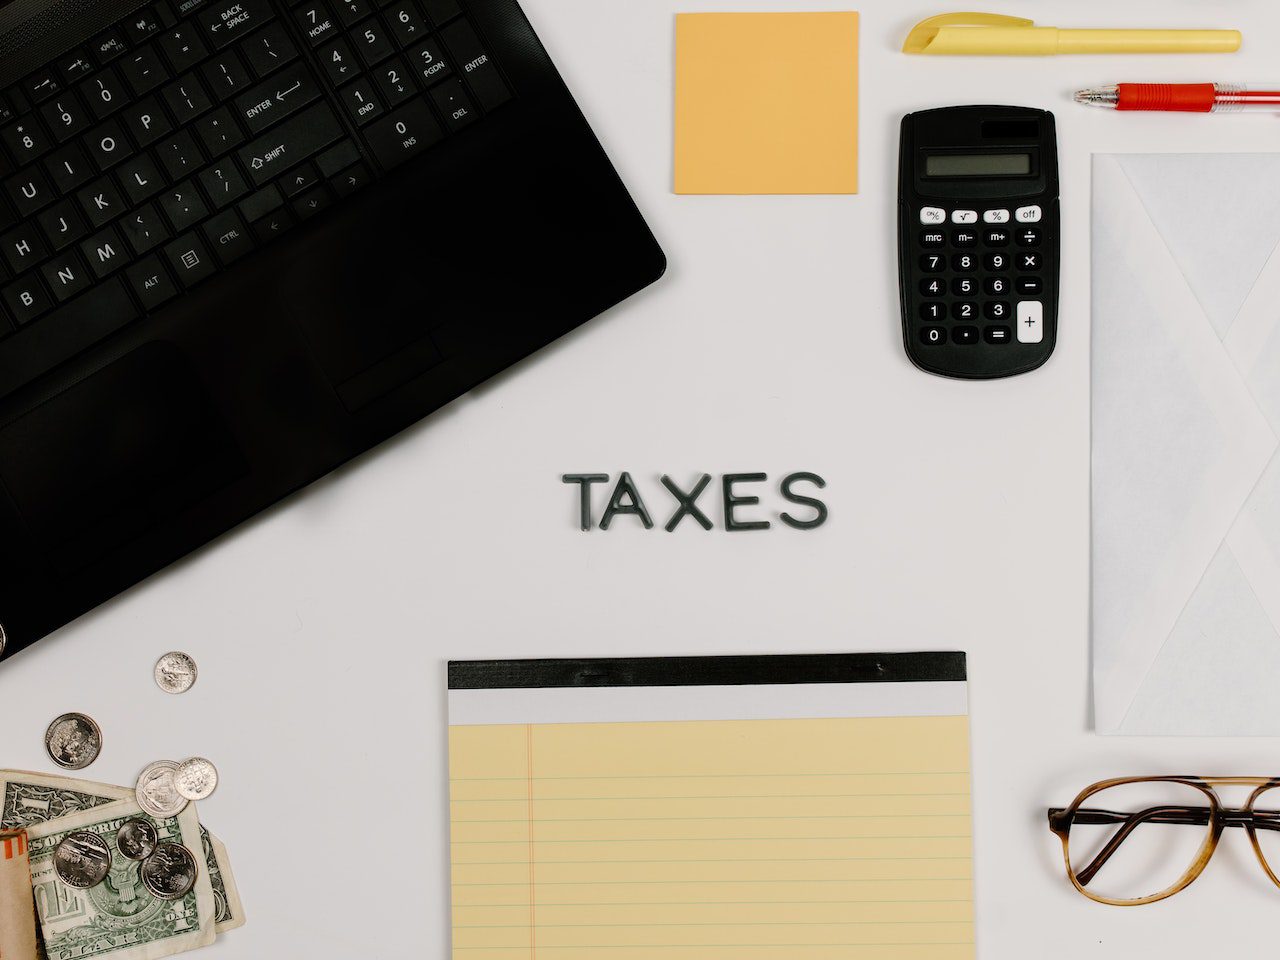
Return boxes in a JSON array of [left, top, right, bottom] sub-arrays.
[[1066, 806, 1212, 887]]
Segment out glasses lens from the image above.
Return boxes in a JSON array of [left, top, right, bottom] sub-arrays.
[[1066, 780, 1213, 902], [1250, 786, 1280, 880]]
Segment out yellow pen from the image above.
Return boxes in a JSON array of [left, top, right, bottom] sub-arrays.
[[903, 13, 1242, 56]]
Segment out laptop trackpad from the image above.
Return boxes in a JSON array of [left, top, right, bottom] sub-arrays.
[[0, 342, 246, 572]]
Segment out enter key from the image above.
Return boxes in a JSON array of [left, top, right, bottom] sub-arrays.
[[233, 60, 320, 135]]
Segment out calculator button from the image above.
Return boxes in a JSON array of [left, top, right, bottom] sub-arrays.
[[920, 278, 945, 297], [984, 300, 1010, 321], [951, 301, 977, 321], [984, 325, 1012, 344], [1016, 227, 1041, 247], [952, 253, 977, 272], [919, 207, 946, 225], [984, 252, 1010, 271], [919, 253, 945, 273], [1019, 252, 1042, 271], [984, 276, 1010, 296], [984, 229, 1010, 247], [920, 326, 946, 345], [952, 229, 978, 247], [952, 326, 979, 345], [952, 277, 977, 297], [984, 209, 1010, 224], [951, 209, 978, 225], [920, 230, 945, 247], [1015, 205, 1042, 223], [1016, 276, 1043, 295], [919, 302, 945, 321], [1017, 301, 1043, 343]]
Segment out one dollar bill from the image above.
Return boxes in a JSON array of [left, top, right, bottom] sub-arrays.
[[0, 770, 244, 935]]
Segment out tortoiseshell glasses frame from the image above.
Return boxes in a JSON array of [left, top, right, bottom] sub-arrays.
[[1047, 776, 1280, 906]]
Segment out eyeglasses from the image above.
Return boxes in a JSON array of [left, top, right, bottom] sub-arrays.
[[1047, 776, 1280, 905]]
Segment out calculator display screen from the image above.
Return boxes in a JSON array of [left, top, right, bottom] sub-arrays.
[[924, 154, 1032, 178]]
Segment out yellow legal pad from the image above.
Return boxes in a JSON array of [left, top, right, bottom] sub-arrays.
[[448, 654, 974, 959], [674, 12, 860, 195]]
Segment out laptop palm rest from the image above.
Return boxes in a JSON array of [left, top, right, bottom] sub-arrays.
[[0, 342, 247, 573]]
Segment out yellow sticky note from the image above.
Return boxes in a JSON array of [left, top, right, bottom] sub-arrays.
[[675, 12, 860, 195]]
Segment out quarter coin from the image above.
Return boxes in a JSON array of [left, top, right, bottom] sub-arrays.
[[174, 757, 218, 801], [54, 831, 112, 888], [154, 652, 198, 694], [140, 842, 198, 901], [116, 819, 159, 861], [135, 761, 188, 819], [45, 713, 103, 770]]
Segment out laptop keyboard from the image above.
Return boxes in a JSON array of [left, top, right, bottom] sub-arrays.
[[0, 0, 511, 362]]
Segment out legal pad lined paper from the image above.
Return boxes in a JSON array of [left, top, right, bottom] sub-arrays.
[[448, 654, 975, 959]]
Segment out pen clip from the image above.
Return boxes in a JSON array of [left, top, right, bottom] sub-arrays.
[[902, 12, 1036, 53]]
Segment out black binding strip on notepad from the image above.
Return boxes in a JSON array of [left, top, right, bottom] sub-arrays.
[[448, 652, 967, 690]]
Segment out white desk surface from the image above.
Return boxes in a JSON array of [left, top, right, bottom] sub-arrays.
[[3, 0, 1280, 955]]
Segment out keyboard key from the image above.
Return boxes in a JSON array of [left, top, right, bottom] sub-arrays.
[[919, 302, 944, 322], [952, 326, 980, 345], [295, 2, 339, 47], [57, 51, 96, 84], [197, 0, 274, 49], [918, 278, 944, 298], [194, 107, 245, 155], [951, 277, 976, 297], [236, 101, 343, 186], [123, 7, 165, 44], [198, 159, 251, 207], [85, 118, 133, 168], [159, 180, 209, 232], [159, 24, 208, 74], [156, 130, 203, 179], [331, 161, 370, 197], [951, 229, 978, 248], [918, 253, 944, 273], [351, 18, 396, 67], [292, 184, 331, 219], [117, 153, 166, 203], [38, 93, 91, 143], [83, 69, 127, 120], [1017, 300, 1043, 343], [984, 228, 1010, 247], [316, 139, 360, 177], [77, 176, 127, 227], [40, 251, 92, 302], [441, 19, 511, 110], [984, 276, 1009, 296], [405, 38, 451, 85], [121, 95, 174, 147], [983, 300, 1010, 321], [386, 2, 428, 47], [1016, 227, 1041, 247], [339, 78, 385, 125], [238, 184, 284, 221], [420, 0, 461, 25], [1015, 204, 1042, 223], [281, 163, 318, 197], [5, 169, 53, 217], [919, 230, 945, 248], [163, 233, 216, 286], [984, 252, 1010, 272], [428, 78, 475, 131], [1, 275, 51, 324], [232, 60, 320, 134], [362, 99, 441, 169], [1, 223, 47, 272], [951, 301, 976, 321], [1019, 251, 1042, 271], [919, 326, 946, 346], [985, 325, 1012, 344], [121, 47, 169, 97], [332, 0, 372, 27], [249, 207, 293, 243], [89, 30, 129, 64], [119, 202, 171, 254], [317, 38, 359, 85], [163, 75, 214, 123], [125, 254, 179, 310], [373, 58, 416, 106], [202, 51, 253, 101], [201, 208, 253, 263], [36, 199, 88, 249], [1016, 276, 1043, 295], [80, 225, 130, 277], [241, 22, 298, 78], [2, 119, 50, 165], [0, 94, 15, 127], [952, 253, 976, 272], [24, 69, 63, 104]]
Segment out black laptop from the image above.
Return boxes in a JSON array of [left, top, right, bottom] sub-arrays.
[[0, 0, 665, 662]]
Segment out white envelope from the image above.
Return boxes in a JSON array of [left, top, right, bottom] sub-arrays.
[[1092, 154, 1280, 735]]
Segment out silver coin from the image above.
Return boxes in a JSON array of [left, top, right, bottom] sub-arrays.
[[45, 713, 103, 770], [135, 761, 188, 819], [174, 757, 218, 801], [116, 819, 159, 861], [154, 652, 198, 694], [54, 831, 112, 888], [140, 842, 198, 901]]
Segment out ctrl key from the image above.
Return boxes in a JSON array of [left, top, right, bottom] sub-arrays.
[[363, 101, 443, 170]]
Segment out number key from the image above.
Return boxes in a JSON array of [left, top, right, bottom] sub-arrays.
[[318, 39, 359, 85], [340, 78, 385, 125], [920, 326, 946, 345], [1, 119, 50, 163], [352, 18, 396, 67], [951, 302, 977, 321], [984, 301, 1010, 321], [919, 302, 945, 322], [952, 253, 976, 272], [919, 253, 944, 273], [84, 69, 126, 119], [39, 93, 90, 143], [333, 0, 371, 27], [386, 2, 428, 46], [295, 2, 339, 47], [952, 277, 977, 297], [919, 278, 945, 298], [984, 252, 1009, 272], [373, 59, 417, 106], [984, 277, 1009, 296], [362, 99, 443, 169], [405, 38, 451, 85]]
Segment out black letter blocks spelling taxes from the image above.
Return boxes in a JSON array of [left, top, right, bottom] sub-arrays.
[[563, 473, 828, 532]]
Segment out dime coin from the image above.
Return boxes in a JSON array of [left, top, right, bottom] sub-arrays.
[[174, 757, 218, 801], [116, 819, 159, 861], [54, 831, 112, 888], [135, 761, 187, 819], [44, 713, 102, 770], [154, 652, 198, 694], [140, 842, 198, 901]]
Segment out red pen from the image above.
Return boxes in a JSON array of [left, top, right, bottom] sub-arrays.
[[1075, 83, 1280, 113]]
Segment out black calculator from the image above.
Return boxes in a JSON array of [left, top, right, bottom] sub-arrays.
[[898, 106, 1059, 379]]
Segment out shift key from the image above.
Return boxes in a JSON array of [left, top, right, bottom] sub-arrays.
[[238, 101, 343, 186]]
